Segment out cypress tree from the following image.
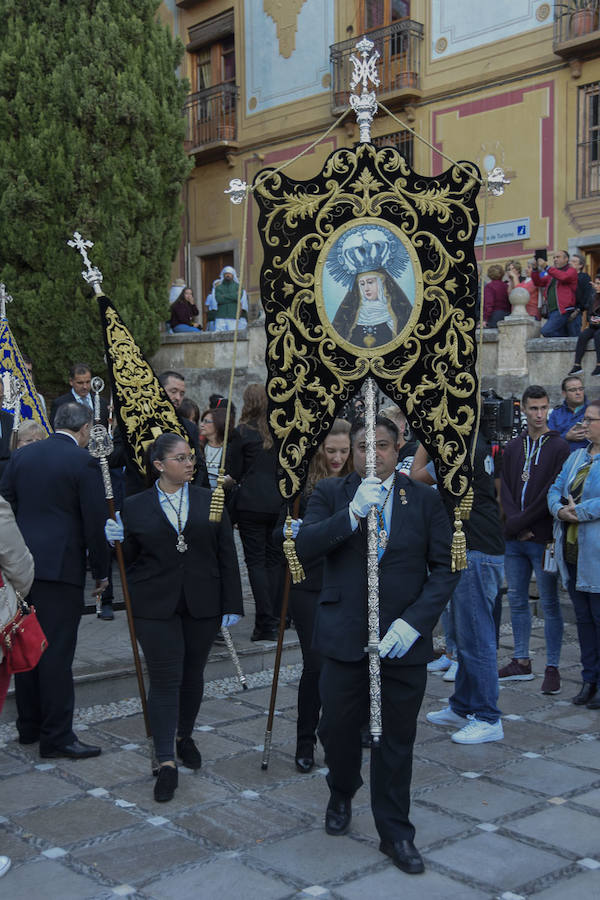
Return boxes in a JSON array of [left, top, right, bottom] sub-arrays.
[[0, 0, 191, 395]]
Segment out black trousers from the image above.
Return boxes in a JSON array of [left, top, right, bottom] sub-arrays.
[[236, 510, 284, 632], [319, 656, 427, 844], [135, 611, 219, 763], [575, 325, 600, 364], [16, 580, 83, 752], [290, 587, 321, 748]]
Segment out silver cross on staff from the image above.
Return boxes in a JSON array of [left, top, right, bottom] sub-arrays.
[[0, 283, 13, 319], [67, 231, 104, 294]]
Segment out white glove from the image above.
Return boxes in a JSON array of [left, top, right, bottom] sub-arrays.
[[104, 512, 124, 544], [349, 476, 382, 519], [282, 518, 302, 539], [378, 618, 420, 659], [221, 614, 241, 628]]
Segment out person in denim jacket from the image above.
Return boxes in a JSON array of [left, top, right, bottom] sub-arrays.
[[548, 398, 600, 709]]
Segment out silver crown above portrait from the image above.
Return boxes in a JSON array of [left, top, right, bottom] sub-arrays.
[[327, 226, 408, 288]]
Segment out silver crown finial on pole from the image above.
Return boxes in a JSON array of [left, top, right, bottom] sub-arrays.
[[0, 283, 13, 320], [67, 231, 104, 294], [349, 36, 380, 144]]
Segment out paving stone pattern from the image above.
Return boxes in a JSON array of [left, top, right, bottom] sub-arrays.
[[1, 623, 600, 898]]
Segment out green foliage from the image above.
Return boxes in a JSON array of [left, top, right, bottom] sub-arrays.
[[0, 0, 192, 395]]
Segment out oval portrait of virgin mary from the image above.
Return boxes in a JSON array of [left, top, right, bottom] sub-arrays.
[[315, 220, 421, 353]]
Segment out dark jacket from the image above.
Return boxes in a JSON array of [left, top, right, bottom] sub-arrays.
[[50, 392, 108, 429], [483, 279, 510, 322], [169, 297, 199, 329], [109, 415, 209, 496], [0, 409, 14, 477], [121, 484, 243, 620], [0, 432, 108, 586], [500, 429, 570, 543], [228, 423, 284, 516], [296, 472, 458, 665]]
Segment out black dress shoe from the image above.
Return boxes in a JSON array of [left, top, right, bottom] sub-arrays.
[[295, 744, 314, 773], [40, 739, 102, 760], [154, 764, 178, 802], [380, 839, 425, 875], [587, 694, 600, 709], [325, 792, 351, 835], [98, 602, 114, 621], [176, 736, 202, 770], [572, 682, 597, 705], [250, 629, 278, 642]]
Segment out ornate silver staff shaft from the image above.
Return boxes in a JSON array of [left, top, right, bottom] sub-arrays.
[[4, 373, 23, 450], [220, 626, 248, 690], [364, 377, 382, 745]]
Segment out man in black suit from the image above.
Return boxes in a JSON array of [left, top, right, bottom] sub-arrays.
[[296, 415, 458, 875], [0, 403, 109, 759], [50, 362, 109, 429], [0, 378, 14, 476]]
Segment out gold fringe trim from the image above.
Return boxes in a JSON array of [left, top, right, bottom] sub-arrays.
[[209, 474, 225, 522], [459, 487, 474, 521], [283, 515, 305, 584], [451, 506, 467, 572]]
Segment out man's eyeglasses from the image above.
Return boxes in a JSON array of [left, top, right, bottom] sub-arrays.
[[565, 386, 584, 392], [581, 417, 600, 425], [164, 453, 196, 464]]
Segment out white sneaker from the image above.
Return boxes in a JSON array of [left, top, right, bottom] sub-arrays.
[[0, 856, 11, 878], [427, 654, 452, 674], [426, 706, 467, 727], [443, 660, 458, 682], [451, 716, 504, 744]]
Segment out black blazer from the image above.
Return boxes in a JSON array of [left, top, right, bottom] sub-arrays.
[[121, 484, 243, 621], [228, 423, 284, 516], [50, 392, 109, 429], [0, 409, 14, 477], [295, 472, 458, 665], [0, 432, 109, 586]]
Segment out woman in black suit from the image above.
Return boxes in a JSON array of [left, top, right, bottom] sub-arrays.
[[228, 384, 285, 641], [105, 433, 243, 802], [286, 418, 352, 773]]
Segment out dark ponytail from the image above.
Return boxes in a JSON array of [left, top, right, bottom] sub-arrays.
[[145, 432, 187, 487]]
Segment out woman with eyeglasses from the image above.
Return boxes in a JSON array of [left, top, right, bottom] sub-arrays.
[[105, 432, 243, 802], [548, 399, 600, 709]]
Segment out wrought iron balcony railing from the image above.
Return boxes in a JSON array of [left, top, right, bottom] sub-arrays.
[[553, 1, 600, 57], [330, 20, 423, 114], [183, 83, 239, 151]]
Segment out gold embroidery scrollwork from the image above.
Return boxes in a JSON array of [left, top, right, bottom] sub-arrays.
[[254, 143, 480, 500]]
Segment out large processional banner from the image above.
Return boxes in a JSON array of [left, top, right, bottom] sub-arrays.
[[254, 140, 481, 503]]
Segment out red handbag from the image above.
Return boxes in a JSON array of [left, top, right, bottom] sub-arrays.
[[0, 573, 48, 674]]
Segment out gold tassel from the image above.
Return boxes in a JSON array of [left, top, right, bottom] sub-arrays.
[[459, 487, 474, 521], [451, 506, 467, 572], [283, 515, 305, 584], [209, 474, 225, 523]]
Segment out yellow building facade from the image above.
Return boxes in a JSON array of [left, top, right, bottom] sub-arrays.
[[166, 1, 600, 324]]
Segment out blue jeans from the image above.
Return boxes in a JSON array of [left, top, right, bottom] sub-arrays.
[[449, 551, 505, 723], [173, 323, 198, 333], [566, 562, 600, 684], [541, 309, 581, 337], [504, 539, 563, 666]]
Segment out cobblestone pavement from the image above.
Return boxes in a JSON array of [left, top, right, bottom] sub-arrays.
[[1, 621, 600, 899]]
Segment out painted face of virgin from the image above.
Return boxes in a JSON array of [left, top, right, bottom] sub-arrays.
[[358, 275, 379, 301]]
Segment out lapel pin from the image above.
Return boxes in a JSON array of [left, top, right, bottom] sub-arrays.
[[399, 488, 407, 505]]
